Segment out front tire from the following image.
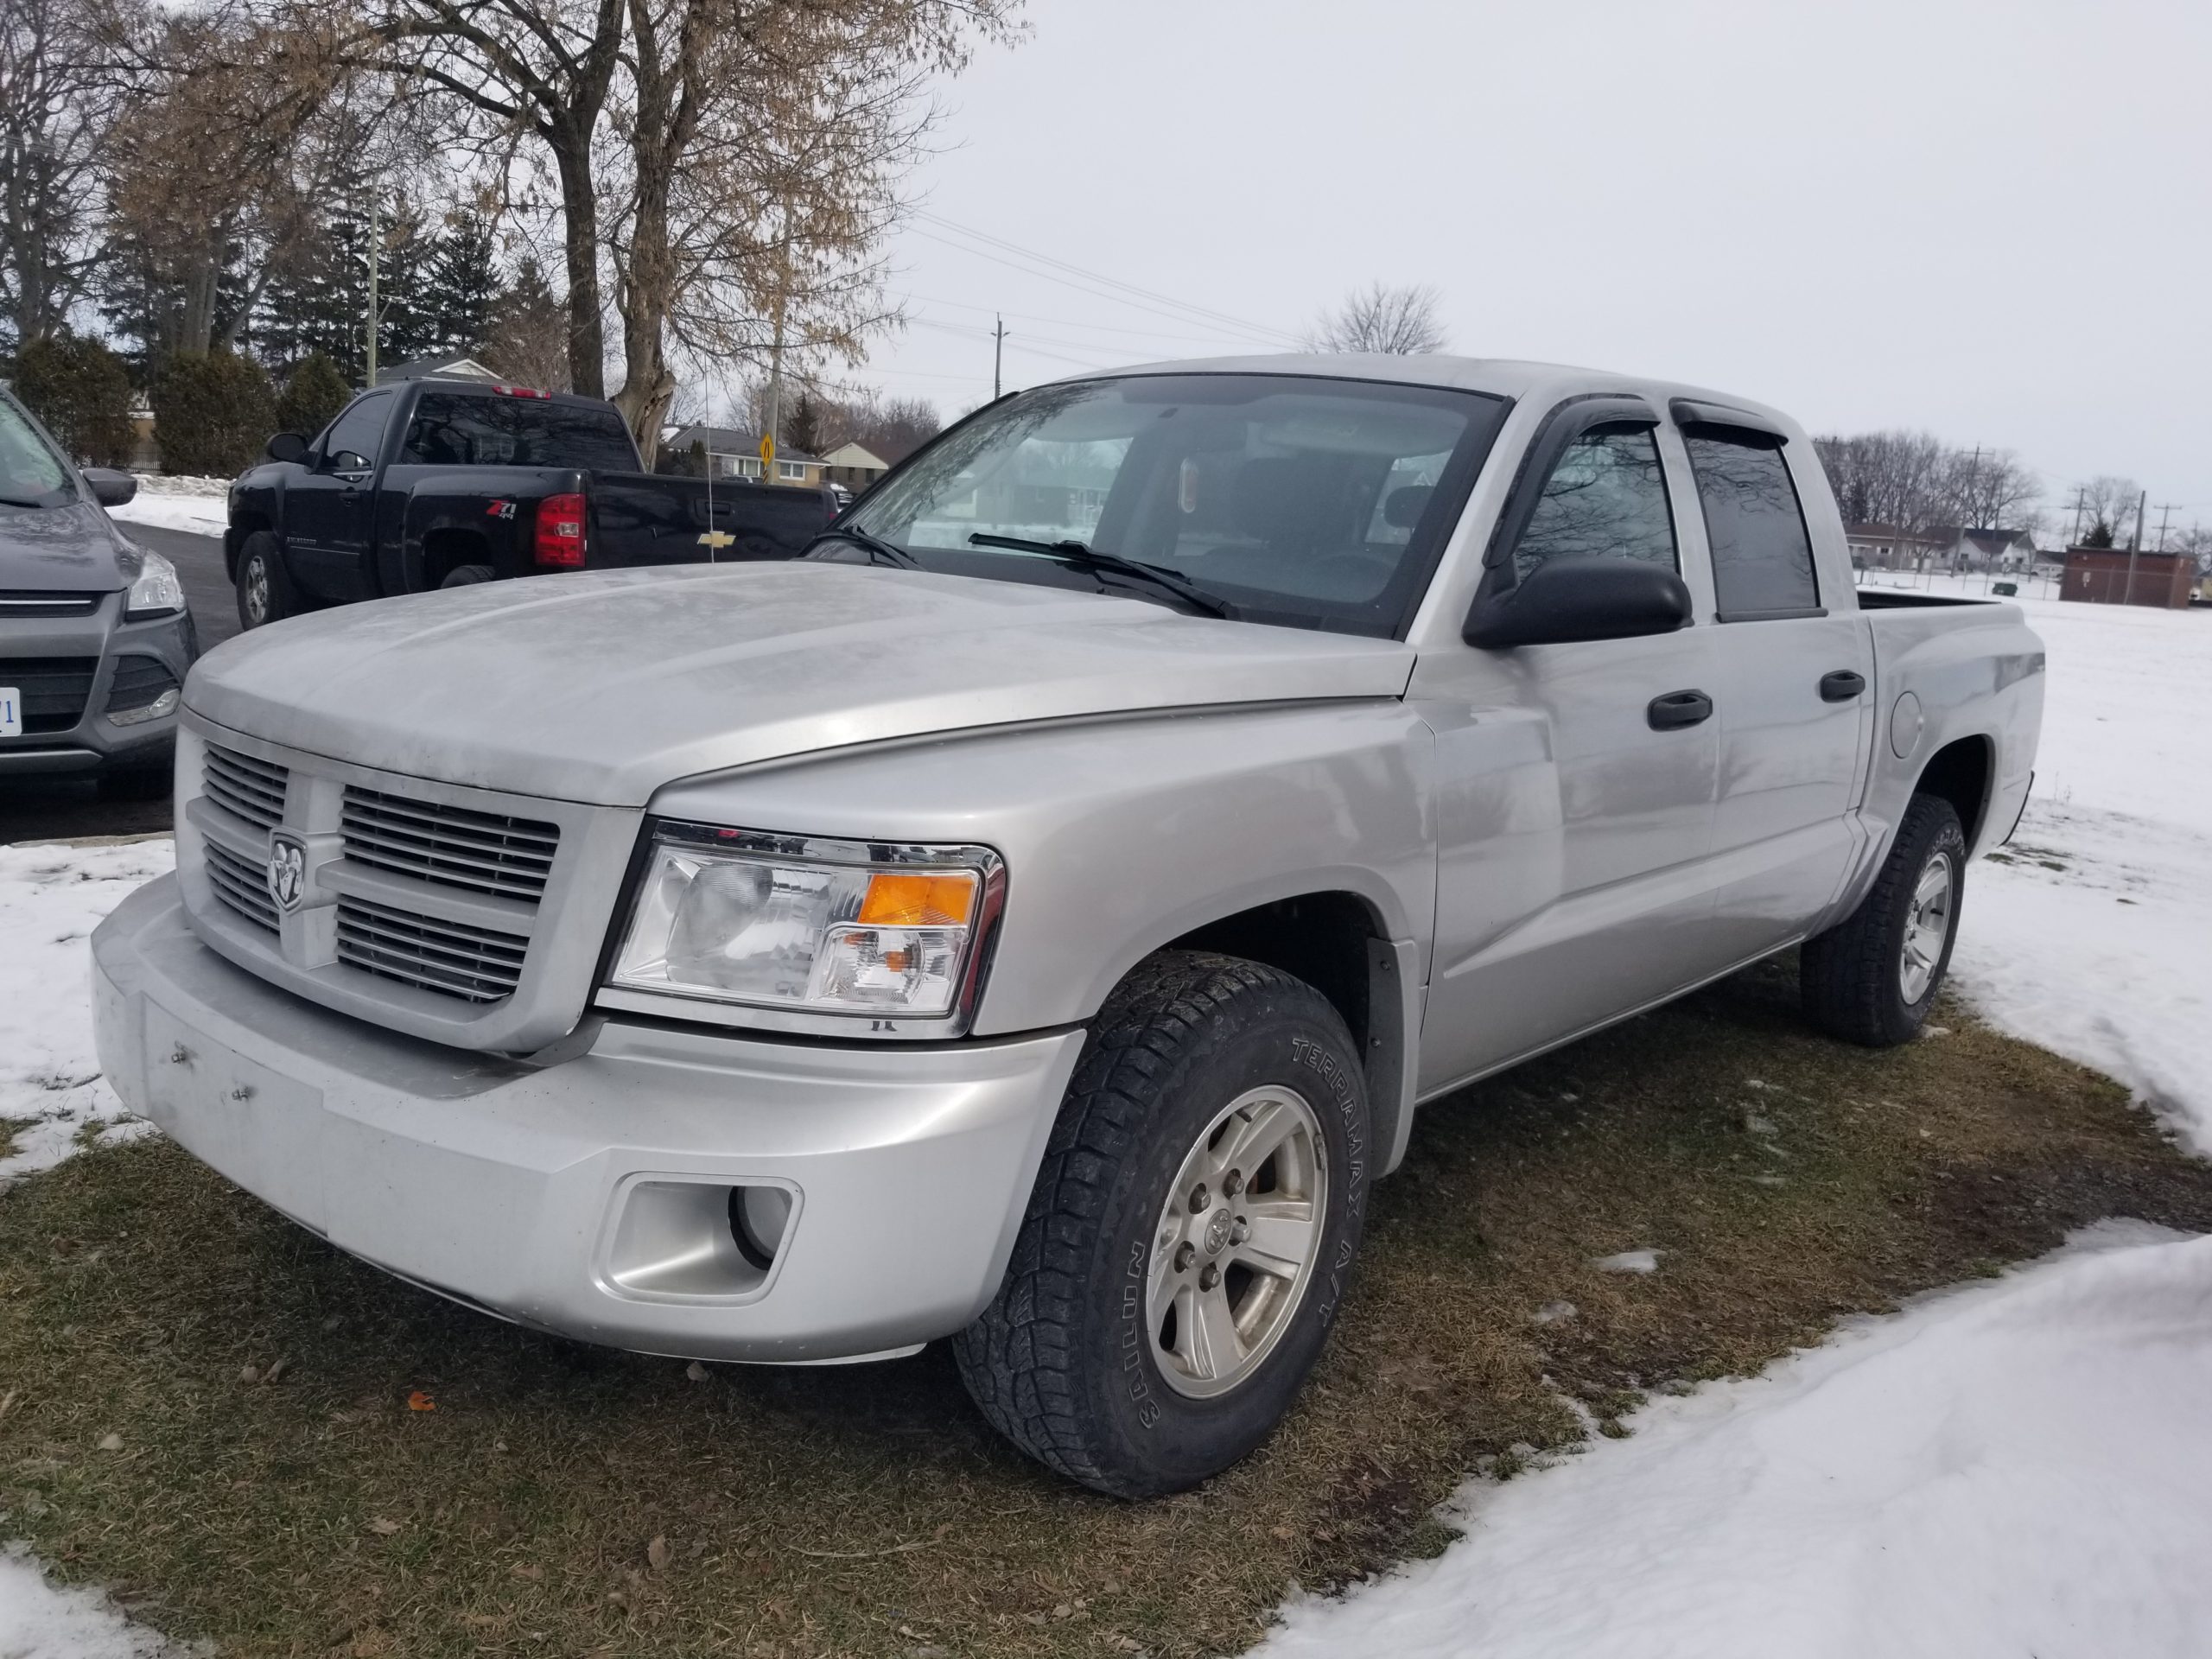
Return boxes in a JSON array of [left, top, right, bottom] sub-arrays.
[[234, 532, 301, 631], [954, 951, 1370, 1497], [1801, 792, 1967, 1046]]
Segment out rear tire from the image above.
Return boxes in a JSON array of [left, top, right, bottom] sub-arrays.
[[439, 563, 497, 588], [953, 950, 1370, 1497], [234, 532, 301, 631], [1801, 792, 1967, 1046]]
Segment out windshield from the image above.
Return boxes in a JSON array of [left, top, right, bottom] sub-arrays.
[[0, 394, 73, 505], [400, 392, 641, 473], [840, 373, 1509, 636]]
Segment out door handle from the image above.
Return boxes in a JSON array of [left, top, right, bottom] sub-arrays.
[[1819, 670, 1866, 702], [1647, 689, 1713, 731]]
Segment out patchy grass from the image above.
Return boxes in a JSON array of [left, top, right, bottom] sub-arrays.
[[4, 957, 2210, 1658]]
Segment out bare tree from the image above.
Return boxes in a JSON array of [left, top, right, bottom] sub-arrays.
[[0, 0, 145, 348], [1305, 281, 1447, 355], [2078, 475, 2141, 546]]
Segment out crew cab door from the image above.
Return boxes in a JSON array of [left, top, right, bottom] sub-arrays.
[[1411, 399, 1726, 1094], [1673, 409, 1874, 963], [284, 389, 395, 601]]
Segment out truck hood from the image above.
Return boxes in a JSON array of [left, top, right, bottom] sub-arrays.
[[184, 563, 1417, 804]]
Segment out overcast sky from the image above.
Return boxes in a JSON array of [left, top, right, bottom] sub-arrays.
[[855, 0, 2210, 539]]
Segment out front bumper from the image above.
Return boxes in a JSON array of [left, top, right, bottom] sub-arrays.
[[0, 597, 195, 776], [92, 876, 1085, 1363]]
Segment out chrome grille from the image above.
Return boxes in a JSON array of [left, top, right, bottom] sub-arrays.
[[205, 840, 279, 933], [334, 896, 529, 1005], [204, 744, 289, 830], [340, 786, 559, 903]]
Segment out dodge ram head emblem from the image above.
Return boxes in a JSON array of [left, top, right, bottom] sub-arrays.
[[265, 833, 308, 913]]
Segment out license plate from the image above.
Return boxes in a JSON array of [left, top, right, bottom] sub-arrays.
[[0, 686, 20, 737]]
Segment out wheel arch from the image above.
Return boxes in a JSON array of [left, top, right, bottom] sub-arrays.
[[1912, 734, 1994, 849], [1156, 888, 1419, 1179]]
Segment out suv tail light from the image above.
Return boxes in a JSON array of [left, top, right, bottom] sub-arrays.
[[534, 493, 588, 568]]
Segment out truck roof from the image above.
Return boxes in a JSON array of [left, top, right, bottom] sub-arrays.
[[1075, 353, 1804, 442]]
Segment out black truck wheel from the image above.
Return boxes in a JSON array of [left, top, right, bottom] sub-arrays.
[[234, 532, 302, 631], [439, 563, 497, 588], [954, 950, 1370, 1497], [1801, 792, 1967, 1046]]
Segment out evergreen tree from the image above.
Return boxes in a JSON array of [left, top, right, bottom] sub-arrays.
[[480, 257, 569, 391], [275, 351, 352, 436], [152, 351, 276, 476], [417, 218, 503, 357], [14, 335, 135, 466]]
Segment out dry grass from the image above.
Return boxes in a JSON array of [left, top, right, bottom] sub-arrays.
[[4, 956, 2209, 1658]]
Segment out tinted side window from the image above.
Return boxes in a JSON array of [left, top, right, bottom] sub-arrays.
[[1684, 433, 1818, 616], [1512, 425, 1676, 581], [321, 394, 393, 467], [401, 393, 640, 472]]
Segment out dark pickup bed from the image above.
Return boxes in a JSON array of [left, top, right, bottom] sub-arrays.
[[225, 378, 838, 631]]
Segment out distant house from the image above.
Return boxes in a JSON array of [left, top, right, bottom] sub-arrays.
[[818, 440, 891, 494], [1844, 523, 1949, 570], [661, 423, 827, 489], [1942, 527, 2038, 572], [377, 353, 503, 385]]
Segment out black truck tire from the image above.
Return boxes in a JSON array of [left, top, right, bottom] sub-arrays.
[[440, 563, 497, 588], [234, 532, 302, 631], [1801, 792, 1968, 1047], [953, 950, 1370, 1497]]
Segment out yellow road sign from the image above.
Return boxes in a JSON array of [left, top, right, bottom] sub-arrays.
[[759, 433, 776, 467]]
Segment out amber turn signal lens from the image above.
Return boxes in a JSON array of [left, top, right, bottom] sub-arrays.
[[856, 870, 979, 928]]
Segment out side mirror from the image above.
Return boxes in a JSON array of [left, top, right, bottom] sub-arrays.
[[82, 467, 138, 507], [1465, 556, 1693, 649], [324, 449, 370, 474], [266, 432, 311, 465]]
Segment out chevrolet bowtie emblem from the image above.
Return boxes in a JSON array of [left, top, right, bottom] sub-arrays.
[[697, 530, 735, 550]]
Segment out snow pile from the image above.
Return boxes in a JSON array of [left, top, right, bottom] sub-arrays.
[[0, 1547, 187, 1658], [1261, 1223, 2212, 1659], [107, 474, 228, 537], [0, 838, 174, 1187]]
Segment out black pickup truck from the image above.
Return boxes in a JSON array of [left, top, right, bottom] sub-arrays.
[[226, 378, 840, 629]]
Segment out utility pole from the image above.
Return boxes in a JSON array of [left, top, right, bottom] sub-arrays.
[[2152, 502, 2181, 552], [2067, 485, 2087, 549], [992, 315, 1007, 400], [365, 191, 379, 388], [2123, 487, 2147, 605]]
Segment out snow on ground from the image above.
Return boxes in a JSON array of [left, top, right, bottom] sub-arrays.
[[1256, 577, 2212, 1657], [105, 475, 227, 537], [1261, 1220, 2212, 1659], [0, 838, 174, 1187], [0, 1547, 187, 1659]]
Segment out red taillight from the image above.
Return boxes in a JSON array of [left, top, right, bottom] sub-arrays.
[[534, 493, 588, 568], [495, 384, 551, 399]]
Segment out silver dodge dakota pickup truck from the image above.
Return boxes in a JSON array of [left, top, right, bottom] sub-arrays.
[[92, 355, 2044, 1497]]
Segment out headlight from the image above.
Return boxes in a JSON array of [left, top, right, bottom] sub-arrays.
[[125, 550, 186, 620], [604, 823, 1002, 1031]]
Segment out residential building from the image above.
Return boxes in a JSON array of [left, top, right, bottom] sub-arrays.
[[377, 353, 503, 384], [660, 423, 827, 488], [1845, 523, 1949, 570], [818, 440, 892, 494]]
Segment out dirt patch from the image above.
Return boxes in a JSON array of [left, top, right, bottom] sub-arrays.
[[3, 956, 2208, 1658]]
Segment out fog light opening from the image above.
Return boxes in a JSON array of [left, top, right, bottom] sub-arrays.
[[730, 1185, 793, 1270]]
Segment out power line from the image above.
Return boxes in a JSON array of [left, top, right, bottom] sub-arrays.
[[908, 214, 1303, 349], [916, 213, 1303, 345], [899, 291, 1288, 352]]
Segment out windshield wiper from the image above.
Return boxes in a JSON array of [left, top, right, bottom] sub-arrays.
[[966, 533, 1236, 620], [805, 524, 920, 569]]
